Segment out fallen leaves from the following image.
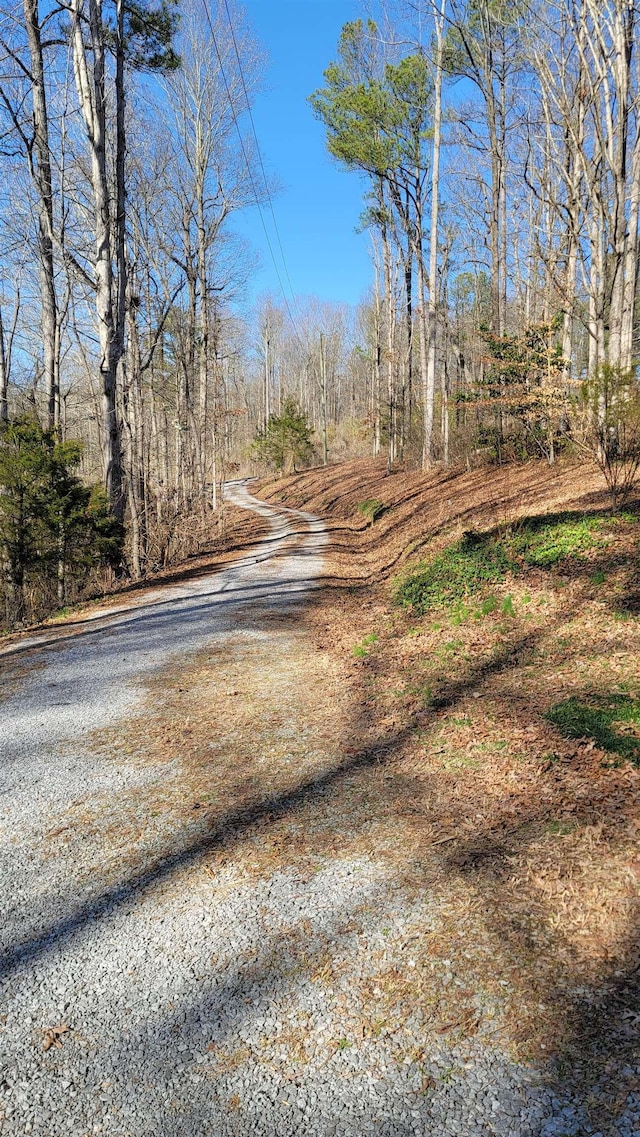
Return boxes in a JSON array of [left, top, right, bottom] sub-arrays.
[[42, 1023, 69, 1051], [27, 455, 640, 1094], [260, 455, 640, 1071]]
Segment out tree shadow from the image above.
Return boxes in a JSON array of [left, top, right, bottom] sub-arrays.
[[0, 524, 322, 662], [2, 484, 640, 1134]]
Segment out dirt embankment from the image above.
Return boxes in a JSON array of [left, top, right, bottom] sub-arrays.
[[257, 454, 612, 584], [256, 455, 640, 1110]]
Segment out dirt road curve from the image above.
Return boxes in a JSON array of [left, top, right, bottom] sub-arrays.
[[0, 483, 610, 1136]]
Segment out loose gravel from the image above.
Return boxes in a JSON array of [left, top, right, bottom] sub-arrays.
[[0, 482, 636, 1135]]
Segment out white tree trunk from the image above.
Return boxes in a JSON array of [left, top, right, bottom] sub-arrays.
[[425, 0, 446, 469], [71, 0, 123, 518], [23, 0, 58, 429]]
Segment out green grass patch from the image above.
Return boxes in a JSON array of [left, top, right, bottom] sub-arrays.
[[540, 751, 561, 765], [501, 594, 516, 617], [394, 531, 510, 615], [478, 595, 498, 616], [357, 498, 385, 525], [394, 510, 633, 616], [394, 681, 433, 705], [352, 633, 379, 659], [442, 753, 480, 771], [51, 606, 74, 620], [506, 513, 604, 567], [545, 693, 640, 764], [435, 639, 465, 660], [449, 604, 471, 626], [544, 819, 575, 837]]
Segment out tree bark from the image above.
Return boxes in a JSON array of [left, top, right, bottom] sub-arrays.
[[381, 219, 397, 470], [425, 0, 446, 467], [319, 331, 328, 466], [23, 0, 58, 429], [71, 0, 124, 521], [0, 307, 8, 423]]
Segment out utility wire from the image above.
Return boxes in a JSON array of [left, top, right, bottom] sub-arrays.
[[200, 0, 305, 351], [221, 0, 301, 328]]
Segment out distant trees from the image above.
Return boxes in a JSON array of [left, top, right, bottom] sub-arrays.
[[526, 0, 640, 376], [444, 0, 524, 339], [160, 2, 263, 514], [309, 0, 640, 478], [310, 20, 437, 467]]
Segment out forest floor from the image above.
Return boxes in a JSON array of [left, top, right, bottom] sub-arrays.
[[255, 455, 640, 1127], [0, 458, 639, 1136]]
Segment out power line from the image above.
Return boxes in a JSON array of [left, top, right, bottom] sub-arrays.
[[199, 0, 305, 350], [221, 0, 301, 328]]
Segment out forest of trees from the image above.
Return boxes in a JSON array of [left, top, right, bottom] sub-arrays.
[[0, 0, 639, 626]]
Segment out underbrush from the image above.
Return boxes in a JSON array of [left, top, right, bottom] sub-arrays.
[[394, 510, 636, 616]]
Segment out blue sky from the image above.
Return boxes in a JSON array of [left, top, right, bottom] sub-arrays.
[[233, 0, 373, 310]]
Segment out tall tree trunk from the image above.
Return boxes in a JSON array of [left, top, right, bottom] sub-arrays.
[[382, 221, 397, 470], [404, 249, 413, 434], [373, 257, 382, 457], [71, 0, 123, 521], [114, 0, 127, 401], [418, 253, 432, 467], [561, 88, 585, 381], [319, 331, 328, 466], [197, 194, 209, 511], [606, 0, 634, 367], [621, 124, 640, 369], [498, 50, 508, 335], [425, 0, 446, 467], [0, 307, 8, 423], [263, 328, 270, 427], [23, 0, 58, 430], [487, 90, 502, 335], [123, 287, 147, 578]]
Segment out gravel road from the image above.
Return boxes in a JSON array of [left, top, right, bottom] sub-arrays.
[[0, 483, 635, 1135]]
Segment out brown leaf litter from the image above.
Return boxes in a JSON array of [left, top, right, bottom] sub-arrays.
[[38, 454, 640, 1127], [42, 1024, 69, 1052]]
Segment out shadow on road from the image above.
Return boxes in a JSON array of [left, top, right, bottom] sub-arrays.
[[1, 483, 638, 1135]]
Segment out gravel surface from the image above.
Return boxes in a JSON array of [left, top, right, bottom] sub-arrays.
[[0, 482, 636, 1135]]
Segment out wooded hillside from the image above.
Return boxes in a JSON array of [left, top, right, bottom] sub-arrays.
[[1, 0, 640, 627]]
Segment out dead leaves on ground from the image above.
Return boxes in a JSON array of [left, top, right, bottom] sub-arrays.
[[42, 1023, 69, 1051], [264, 457, 640, 1072]]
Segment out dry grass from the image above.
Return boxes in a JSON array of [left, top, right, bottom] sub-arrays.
[[257, 456, 640, 1091], [40, 455, 640, 1123]]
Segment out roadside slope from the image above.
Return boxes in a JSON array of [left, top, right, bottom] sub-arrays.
[[258, 454, 612, 585], [256, 455, 640, 1132]]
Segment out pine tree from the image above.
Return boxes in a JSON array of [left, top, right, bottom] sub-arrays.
[[252, 399, 314, 475]]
